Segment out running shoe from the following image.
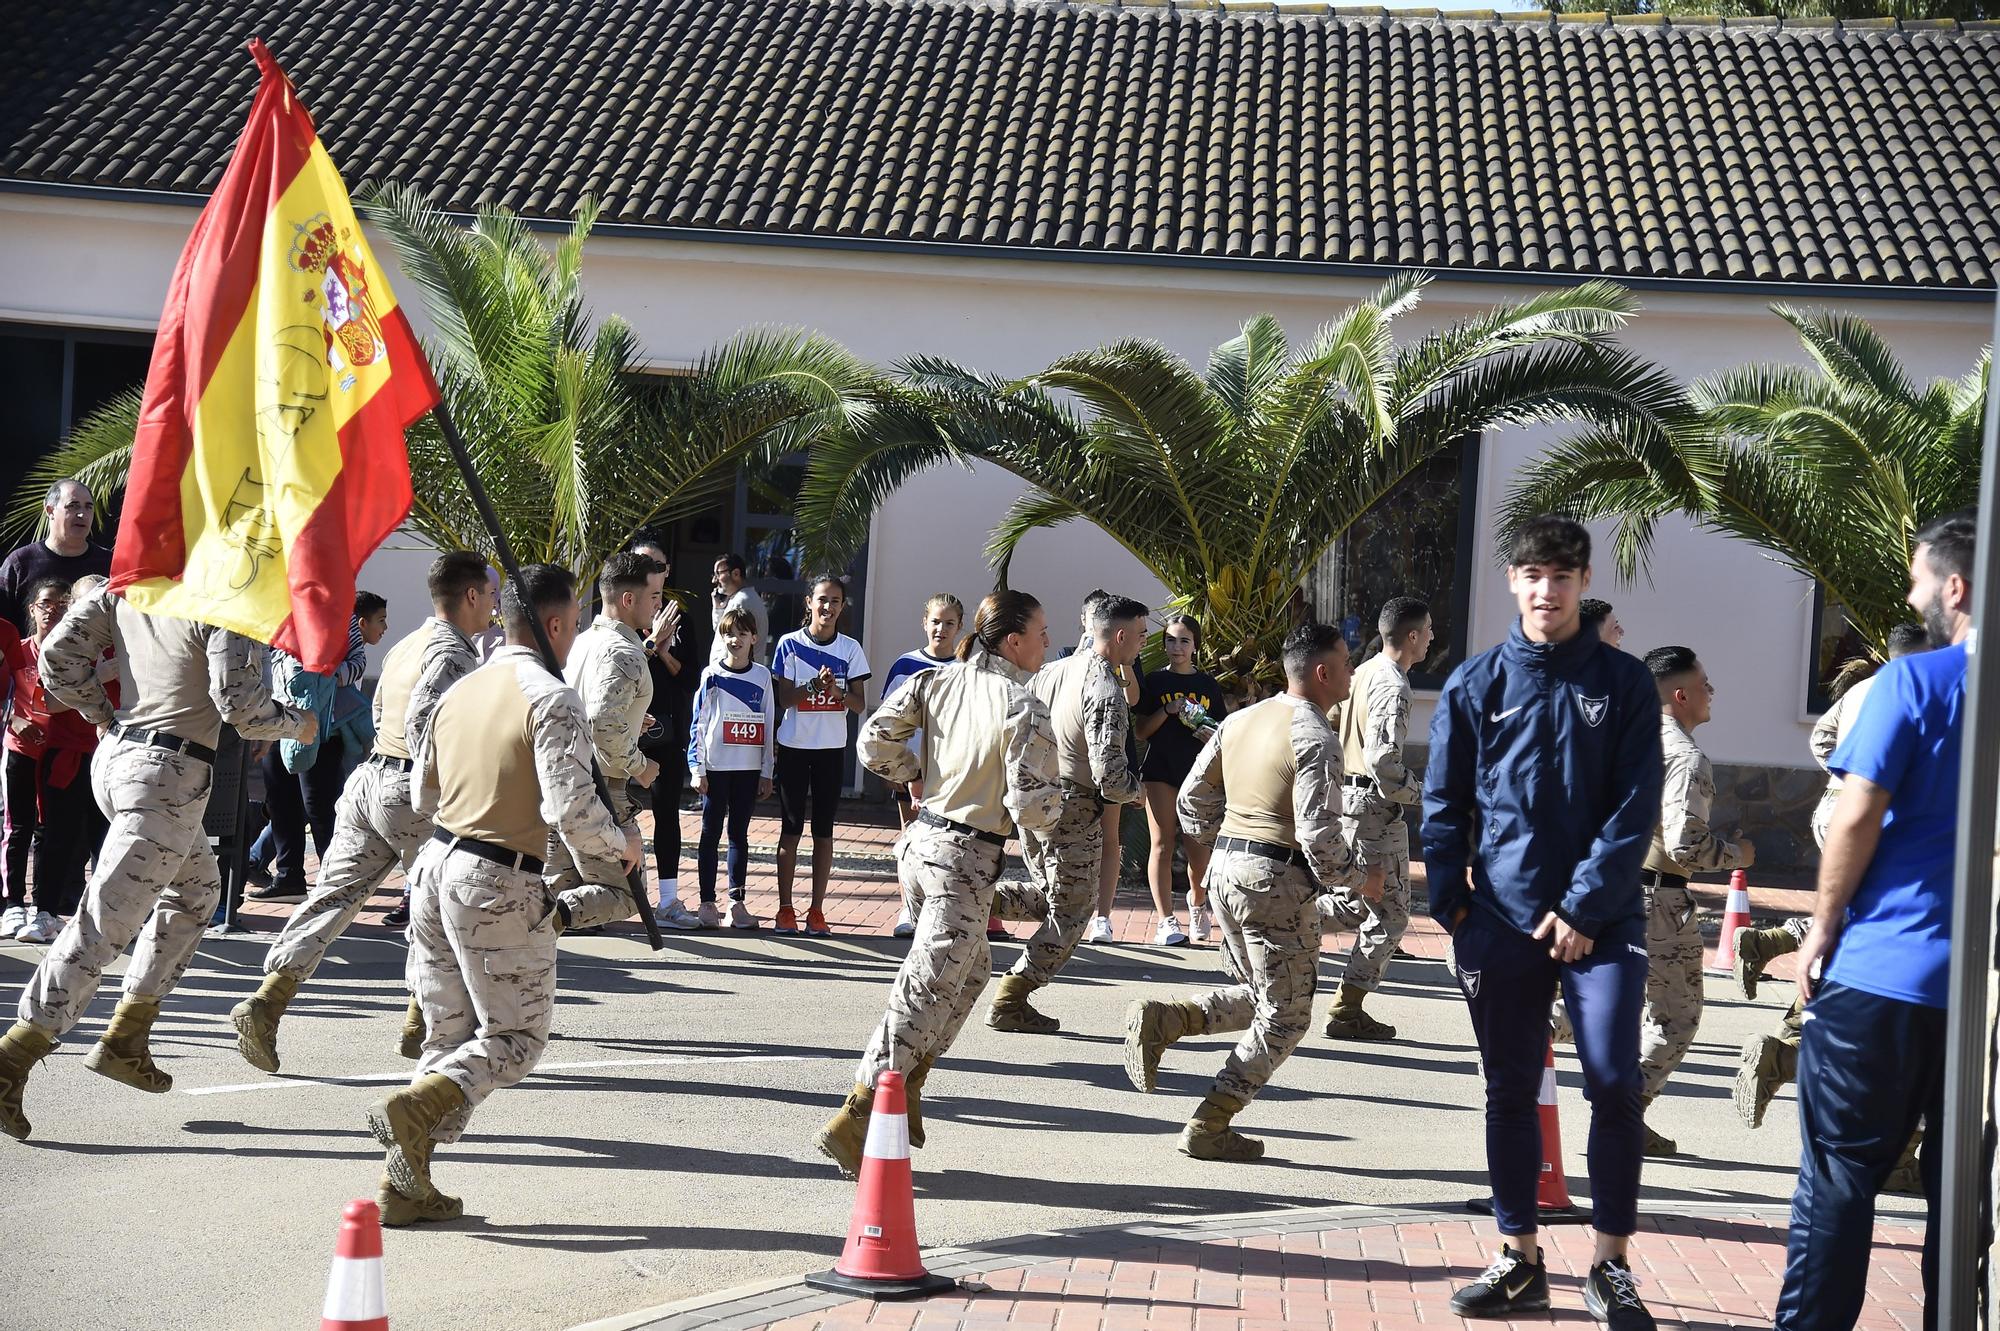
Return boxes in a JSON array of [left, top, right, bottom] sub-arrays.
[[16, 911, 59, 944], [247, 876, 308, 903], [805, 908, 831, 936], [698, 901, 721, 928], [655, 898, 704, 931], [383, 902, 411, 928], [727, 901, 757, 929], [892, 908, 917, 938], [1583, 1257, 1655, 1329], [1189, 905, 1212, 943], [772, 905, 799, 934], [1154, 915, 1189, 947], [0, 906, 24, 938], [1450, 1245, 1550, 1317], [1083, 915, 1115, 945]]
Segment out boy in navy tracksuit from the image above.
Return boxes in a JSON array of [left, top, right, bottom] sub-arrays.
[[1422, 516, 1664, 1328]]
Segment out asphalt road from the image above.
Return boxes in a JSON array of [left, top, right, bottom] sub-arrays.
[[0, 924, 1898, 1331]]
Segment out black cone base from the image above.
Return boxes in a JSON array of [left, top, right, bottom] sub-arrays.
[[1465, 1196, 1590, 1226], [805, 1268, 958, 1300]]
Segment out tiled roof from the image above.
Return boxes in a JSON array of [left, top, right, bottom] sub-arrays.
[[3, 0, 1997, 290]]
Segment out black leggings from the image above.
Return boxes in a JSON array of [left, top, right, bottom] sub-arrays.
[[649, 749, 685, 884], [697, 770, 760, 902], [775, 744, 842, 840], [3, 748, 101, 914]]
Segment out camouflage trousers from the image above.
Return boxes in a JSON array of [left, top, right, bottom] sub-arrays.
[[406, 839, 562, 1145], [1639, 880, 1704, 1100], [1191, 849, 1320, 1111], [993, 793, 1103, 989], [856, 822, 1006, 1087], [17, 735, 218, 1036], [264, 760, 429, 981], [1810, 786, 1838, 850], [1313, 791, 1411, 993], [544, 779, 642, 897], [1768, 917, 1811, 1048]]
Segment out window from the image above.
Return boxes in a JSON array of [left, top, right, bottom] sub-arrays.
[[1306, 435, 1480, 690], [0, 324, 153, 525], [1806, 588, 1874, 716]]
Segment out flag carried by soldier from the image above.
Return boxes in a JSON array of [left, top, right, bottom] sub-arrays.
[[112, 39, 439, 672]]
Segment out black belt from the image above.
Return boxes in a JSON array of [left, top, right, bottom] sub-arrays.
[[1641, 868, 1689, 890], [916, 809, 1007, 847], [110, 723, 216, 765], [432, 828, 543, 875], [1215, 834, 1309, 869], [1342, 774, 1376, 789], [370, 753, 414, 772]]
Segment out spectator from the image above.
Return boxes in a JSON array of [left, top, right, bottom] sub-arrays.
[[769, 575, 870, 935], [1776, 509, 1976, 1330], [1133, 613, 1224, 947], [629, 533, 700, 930], [710, 553, 769, 666], [1579, 598, 1623, 650], [688, 605, 775, 928], [246, 595, 377, 901], [0, 479, 112, 634]]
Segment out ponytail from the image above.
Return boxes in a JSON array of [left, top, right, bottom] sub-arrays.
[[958, 590, 1043, 661]]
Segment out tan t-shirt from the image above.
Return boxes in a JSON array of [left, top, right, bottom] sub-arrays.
[[370, 626, 430, 761]]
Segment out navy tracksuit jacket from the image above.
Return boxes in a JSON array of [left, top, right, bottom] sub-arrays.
[[1421, 619, 1664, 1236]]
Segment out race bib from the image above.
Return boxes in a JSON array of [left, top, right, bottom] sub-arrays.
[[799, 675, 847, 712], [722, 718, 767, 747]]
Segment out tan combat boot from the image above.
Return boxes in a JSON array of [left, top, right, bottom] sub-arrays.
[[230, 972, 300, 1073], [0, 1023, 55, 1140], [1321, 981, 1396, 1042], [1639, 1093, 1678, 1158], [986, 973, 1060, 1034], [1882, 1133, 1924, 1197], [366, 1073, 465, 1202], [1123, 998, 1206, 1092], [1180, 1090, 1263, 1162], [904, 1056, 935, 1150], [398, 997, 426, 1060], [84, 998, 174, 1093], [378, 1173, 464, 1227], [815, 1082, 876, 1179], [1733, 1032, 1796, 1129], [1733, 925, 1798, 1001]]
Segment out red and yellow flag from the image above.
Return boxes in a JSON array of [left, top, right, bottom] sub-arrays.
[[112, 39, 438, 672]]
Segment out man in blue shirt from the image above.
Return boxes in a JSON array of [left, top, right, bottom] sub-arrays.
[[1777, 509, 1975, 1331], [1423, 515, 1663, 1328]]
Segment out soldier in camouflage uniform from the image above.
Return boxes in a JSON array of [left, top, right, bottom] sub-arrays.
[[1636, 647, 1752, 1158], [544, 552, 664, 901], [0, 588, 315, 1139], [365, 565, 640, 1226], [985, 594, 1147, 1034], [1123, 625, 1379, 1162], [816, 591, 1061, 1176], [233, 553, 493, 1072], [1316, 596, 1432, 1042]]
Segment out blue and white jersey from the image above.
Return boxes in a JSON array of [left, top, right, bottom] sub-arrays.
[[770, 628, 871, 750], [687, 660, 776, 779], [880, 648, 954, 759]]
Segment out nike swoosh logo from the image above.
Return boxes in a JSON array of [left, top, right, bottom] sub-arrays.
[[1489, 705, 1525, 722], [1504, 1272, 1535, 1298]]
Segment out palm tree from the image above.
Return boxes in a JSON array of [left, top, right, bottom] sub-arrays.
[[9, 186, 882, 591], [1501, 305, 1988, 658], [797, 274, 1687, 688]]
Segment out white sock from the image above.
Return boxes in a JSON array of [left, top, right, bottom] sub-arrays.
[[659, 879, 680, 905]]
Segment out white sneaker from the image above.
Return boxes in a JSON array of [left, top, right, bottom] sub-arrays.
[[16, 911, 59, 944], [0, 906, 24, 937], [1154, 915, 1189, 947], [654, 897, 703, 931], [1083, 915, 1115, 945], [891, 908, 916, 939], [1189, 905, 1212, 943]]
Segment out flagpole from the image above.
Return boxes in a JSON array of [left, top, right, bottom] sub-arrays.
[[428, 401, 665, 952]]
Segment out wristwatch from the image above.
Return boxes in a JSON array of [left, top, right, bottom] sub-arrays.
[[643, 637, 658, 655]]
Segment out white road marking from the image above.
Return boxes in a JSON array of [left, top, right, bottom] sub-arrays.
[[184, 1053, 815, 1097]]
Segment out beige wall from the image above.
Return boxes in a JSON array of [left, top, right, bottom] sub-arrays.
[[2, 191, 1991, 770]]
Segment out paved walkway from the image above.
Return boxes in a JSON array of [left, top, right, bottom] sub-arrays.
[[580, 1202, 1924, 1331]]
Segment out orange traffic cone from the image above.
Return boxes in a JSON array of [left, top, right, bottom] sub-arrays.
[[1709, 870, 1753, 974], [1468, 1038, 1584, 1224], [806, 1070, 956, 1300], [320, 1199, 388, 1331]]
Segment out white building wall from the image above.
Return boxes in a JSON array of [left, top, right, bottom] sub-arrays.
[[2, 191, 1990, 768]]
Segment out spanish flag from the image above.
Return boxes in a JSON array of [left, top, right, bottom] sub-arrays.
[[112, 40, 438, 673]]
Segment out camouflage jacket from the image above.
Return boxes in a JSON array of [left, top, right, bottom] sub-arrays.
[[1178, 693, 1365, 890], [562, 615, 654, 785], [859, 644, 1062, 838], [39, 587, 308, 749], [400, 617, 480, 766], [1034, 649, 1141, 805], [1645, 715, 1743, 876], [1339, 653, 1422, 807]]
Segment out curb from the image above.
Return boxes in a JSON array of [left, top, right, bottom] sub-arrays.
[[565, 1198, 1923, 1331]]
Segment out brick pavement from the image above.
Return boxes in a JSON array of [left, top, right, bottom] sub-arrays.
[[579, 1203, 1924, 1331]]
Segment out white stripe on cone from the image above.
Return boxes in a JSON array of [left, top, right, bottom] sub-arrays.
[[1539, 1065, 1558, 1105], [1726, 888, 1751, 912], [321, 1256, 387, 1323], [863, 1109, 910, 1161]]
